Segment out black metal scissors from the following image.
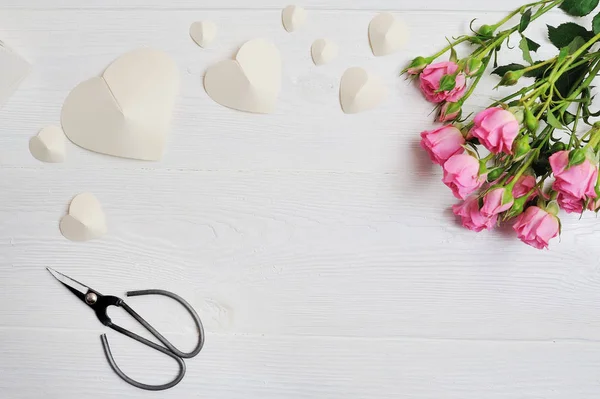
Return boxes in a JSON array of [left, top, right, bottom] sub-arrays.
[[47, 267, 205, 391]]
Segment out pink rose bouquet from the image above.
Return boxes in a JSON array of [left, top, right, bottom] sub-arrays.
[[402, 0, 600, 249]]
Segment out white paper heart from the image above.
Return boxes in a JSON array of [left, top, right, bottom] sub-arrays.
[[339, 67, 388, 114], [190, 21, 217, 48], [29, 126, 66, 163], [311, 39, 338, 66], [204, 39, 281, 114], [282, 5, 307, 32], [60, 193, 107, 242], [368, 13, 408, 57], [0, 42, 30, 109], [61, 48, 179, 161]]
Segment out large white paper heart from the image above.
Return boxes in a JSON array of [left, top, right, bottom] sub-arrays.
[[368, 13, 408, 57], [339, 67, 388, 114], [204, 39, 281, 114], [60, 193, 107, 242], [29, 126, 66, 163], [61, 48, 179, 161]]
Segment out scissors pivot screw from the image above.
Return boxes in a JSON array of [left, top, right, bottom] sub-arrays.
[[85, 292, 98, 305]]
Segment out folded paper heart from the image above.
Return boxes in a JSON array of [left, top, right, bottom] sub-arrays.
[[339, 67, 388, 114], [311, 39, 338, 66], [61, 48, 180, 161], [190, 21, 217, 48], [60, 193, 107, 242], [29, 126, 66, 163], [282, 5, 307, 32], [368, 13, 408, 57], [204, 39, 281, 114]]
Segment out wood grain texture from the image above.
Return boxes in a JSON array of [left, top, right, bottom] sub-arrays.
[[1, 1, 600, 398], [0, 0, 545, 11]]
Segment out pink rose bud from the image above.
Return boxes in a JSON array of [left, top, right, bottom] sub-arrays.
[[512, 175, 537, 199], [465, 58, 484, 77], [588, 198, 600, 212], [549, 150, 599, 199], [481, 187, 514, 218], [557, 192, 584, 214], [438, 102, 462, 122], [407, 56, 429, 75], [420, 125, 465, 165], [452, 196, 497, 232], [513, 206, 560, 250], [470, 107, 520, 154], [442, 153, 486, 200], [419, 62, 467, 104]]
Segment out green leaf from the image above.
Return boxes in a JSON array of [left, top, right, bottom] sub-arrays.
[[567, 36, 587, 54], [594, 12, 600, 34], [526, 38, 540, 52], [546, 110, 565, 130], [436, 74, 456, 93], [560, 0, 599, 17], [519, 36, 534, 64], [554, 62, 588, 99], [492, 63, 525, 77], [547, 23, 593, 49], [519, 9, 532, 33]]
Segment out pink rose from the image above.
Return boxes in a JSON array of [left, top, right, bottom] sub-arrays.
[[438, 102, 461, 122], [419, 62, 467, 104], [470, 107, 520, 154], [557, 193, 584, 214], [512, 175, 537, 199], [420, 125, 465, 165], [452, 196, 497, 232], [442, 154, 486, 199], [481, 187, 514, 218], [550, 151, 598, 199], [513, 206, 560, 250]]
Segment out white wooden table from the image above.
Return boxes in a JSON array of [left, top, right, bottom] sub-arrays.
[[1, 1, 600, 398]]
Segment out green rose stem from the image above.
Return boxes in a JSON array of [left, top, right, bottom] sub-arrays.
[[409, 0, 562, 71]]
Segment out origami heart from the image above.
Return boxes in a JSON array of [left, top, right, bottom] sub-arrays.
[[204, 39, 281, 114], [60, 193, 107, 242], [339, 67, 388, 114], [282, 5, 307, 32], [29, 126, 66, 163], [61, 48, 179, 161], [190, 21, 217, 48], [368, 13, 408, 57], [311, 39, 338, 66]]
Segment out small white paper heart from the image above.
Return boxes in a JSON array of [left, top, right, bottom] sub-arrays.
[[311, 39, 338, 66], [204, 39, 281, 114], [339, 67, 388, 114], [190, 21, 217, 48], [61, 48, 179, 161], [282, 5, 307, 32], [29, 126, 66, 163], [60, 193, 107, 242], [368, 13, 408, 57]]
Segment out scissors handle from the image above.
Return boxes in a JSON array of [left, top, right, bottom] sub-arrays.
[[100, 289, 205, 391]]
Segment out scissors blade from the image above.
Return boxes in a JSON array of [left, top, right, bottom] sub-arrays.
[[47, 267, 93, 303]]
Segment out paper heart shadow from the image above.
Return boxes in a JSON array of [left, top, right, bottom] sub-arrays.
[[61, 48, 180, 161]]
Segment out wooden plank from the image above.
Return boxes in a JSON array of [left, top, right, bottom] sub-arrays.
[[2, 328, 600, 399], [0, 0, 541, 11], [2, 168, 600, 340]]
